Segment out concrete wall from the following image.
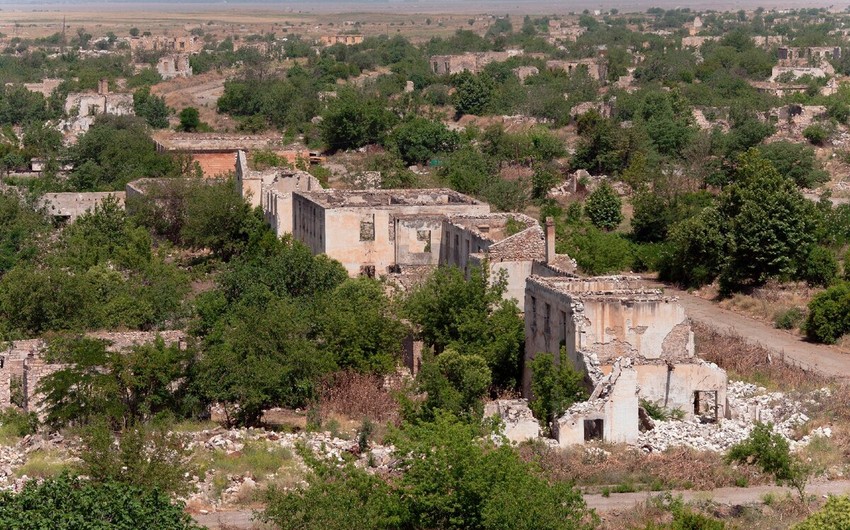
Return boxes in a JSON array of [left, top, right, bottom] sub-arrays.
[[395, 216, 444, 267], [555, 362, 639, 446], [523, 276, 694, 394], [157, 54, 192, 79], [292, 191, 489, 277], [633, 362, 727, 420], [40, 192, 125, 223]]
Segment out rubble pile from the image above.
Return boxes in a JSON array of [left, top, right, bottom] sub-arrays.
[[638, 381, 831, 453], [0, 433, 76, 492]]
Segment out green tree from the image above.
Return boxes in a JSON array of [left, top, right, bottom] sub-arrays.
[[413, 349, 492, 421], [405, 266, 524, 389], [181, 179, 265, 261], [718, 150, 816, 291], [0, 191, 50, 274], [758, 141, 828, 188], [0, 473, 200, 530], [38, 336, 194, 430], [529, 352, 587, 431], [79, 423, 193, 495], [390, 413, 597, 530], [177, 107, 200, 132], [133, 87, 170, 129], [806, 281, 850, 344], [315, 278, 407, 374], [320, 88, 397, 151], [452, 71, 493, 116], [194, 298, 333, 426], [584, 182, 623, 231], [67, 115, 180, 191], [659, 206, 726, 288], [386, 117, 460, 165]]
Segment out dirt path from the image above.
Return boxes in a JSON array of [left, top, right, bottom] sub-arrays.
[[192, 480, 850, 528], [586, 479, 850, 513], [646, 282, 850, 380]]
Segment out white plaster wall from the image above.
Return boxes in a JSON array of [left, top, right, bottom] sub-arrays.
[[603, 366, 639, 444], [634, 363, 727, 420]]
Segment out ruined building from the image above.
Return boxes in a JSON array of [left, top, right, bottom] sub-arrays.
[[234, 150, 322, 234], [320, 34, 364, 46], [128, 35, 203, 54], [429, 50, 523, 75], [156, 54, 193, 79], [771, 46, 838, 82], [291, 189, 490, 277], [0, 332, 184, 417], [152, 133, 286, 178], [546, 58, 608, 82], [523, 275, 727, 446], [39, 191, 125, 224], [60, 79, 134, 135]]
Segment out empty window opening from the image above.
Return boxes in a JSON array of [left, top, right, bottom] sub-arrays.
[[584, 419, 603, 441], [694, 391, 718, 423], [360, 265, 376, 279]]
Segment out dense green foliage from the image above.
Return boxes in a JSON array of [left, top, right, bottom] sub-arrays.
[[405, 266, 524, 390], [793, 495, 850, 530], [0, 198, 189, 338], [263, 414, 597, 530], [806, 281, 850, 344], [584, 182, 623, 231], [529, 352, 588, 430], [67, 115, 181, 191], [0, 473, 200, 530]]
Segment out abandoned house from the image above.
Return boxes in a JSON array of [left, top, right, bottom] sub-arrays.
[[291, 189, 490, 277], [60, 78, 134, 135], [234, 150, 323, 234], [546, 58, 608, 82], [0, 332, 184, 417], [156, 54, 193, 79], [152, 132, 285, 178], [40, 191, 125, 224], [522, 275, 727, 446], [429, 50, 523, 75], [320, 34, 364, 46]]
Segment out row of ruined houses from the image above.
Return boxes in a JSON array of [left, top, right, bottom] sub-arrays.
[[20, 153, 729, 447]]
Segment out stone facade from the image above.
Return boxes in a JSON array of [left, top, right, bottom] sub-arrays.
[[522, 275, 727, 447], [153, 133, 285, 178], [60, 80, 134, 135], [429, 50, 522, 75], [291, 189, 490, 277], [234, 151, 323, 234], [156, 54, 193, 79], [0, 332, 184, 416], [320, 34, 364, 46], [546, 59, 608, 82], [128, 35, 202, 54], [40, 191, 125, 224]]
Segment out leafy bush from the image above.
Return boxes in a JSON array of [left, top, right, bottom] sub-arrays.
[[584, 182, 623, 231], [639, 399, 669, 421], [803, 123, 831, 145], [774, 307, 805, 330], [793, 495, 850, 529], [726, 422, 805, 491], [529, 352, 587, 430], [806, 282, 850, 344], [385, 117, 460, 165], [0, 473, 200, 529], [797, 245, 838, 287], [0, 408, 37, 437]]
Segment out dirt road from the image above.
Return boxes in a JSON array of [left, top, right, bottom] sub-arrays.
[[646, 283, 850, 380]]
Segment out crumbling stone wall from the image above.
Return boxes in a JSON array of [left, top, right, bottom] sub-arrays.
[[0, 332, 184, 417], [40, 192, 125, 223]]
